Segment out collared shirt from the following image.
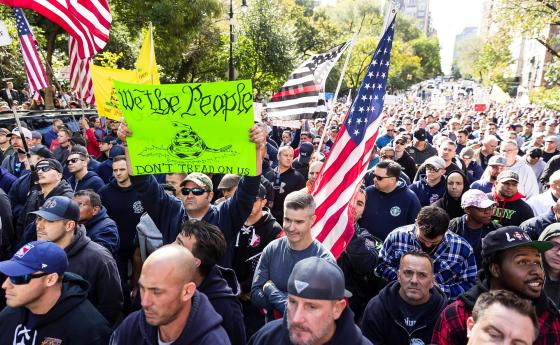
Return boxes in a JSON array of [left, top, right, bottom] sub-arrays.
[[375, 224, 477, 300]]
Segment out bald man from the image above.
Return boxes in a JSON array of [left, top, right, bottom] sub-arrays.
[[110, 245, 230, 345]]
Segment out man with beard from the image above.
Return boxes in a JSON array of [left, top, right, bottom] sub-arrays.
[[110, 244, 230, 344], [249, 257, 372, 345], [449, 189, 501, 267], [376, 206, 477, 300], [432, 226, 560, 345], [470, 155, 506, 193], [1, 127, 33, 177], [488, 171, 534, 227]]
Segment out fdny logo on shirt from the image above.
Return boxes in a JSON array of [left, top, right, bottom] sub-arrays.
[[390, 206, 401, 217], [429, 193, 440, 204], [43, 198, 57, 209], [132, 200, 144, 214]]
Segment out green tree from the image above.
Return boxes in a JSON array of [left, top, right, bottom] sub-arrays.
[[472, 31, 513, 89], [410, 36, 442, 78], [452, 35, 482, 79]]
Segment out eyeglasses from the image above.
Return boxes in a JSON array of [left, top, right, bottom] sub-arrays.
[[9, 272, 49, 285], [180, 187, 207, 196], [313, 142, 320, 146], [395, 141, 405, 146], [381, 155, 394, 159], [472, 206, 495, 213], [36, 165, 53, 172], [66, 158, 84, 164], [386, 129, 395, 132], [373, 174, 393, 181], [425, 165, 441, 172], [551, 243, 560, 253]]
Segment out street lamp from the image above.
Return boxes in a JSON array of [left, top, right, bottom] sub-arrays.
[[229, 0, 248, 81]]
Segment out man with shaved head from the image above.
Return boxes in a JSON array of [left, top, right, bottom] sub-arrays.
[[110, 245, 230, 344]]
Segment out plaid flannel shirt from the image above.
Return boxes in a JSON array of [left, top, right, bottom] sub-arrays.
[[432, 286, 560, 345], [375, 224, 477, 300]]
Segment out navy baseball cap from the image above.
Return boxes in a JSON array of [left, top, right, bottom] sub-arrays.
[[0, 240, 68, 276], [30, 196, 80, 222], [287, 257, 351, 300]]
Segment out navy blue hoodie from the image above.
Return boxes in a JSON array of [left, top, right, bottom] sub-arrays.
[[83, 205, 120, 254], [68, 170, 106, 193], [98, 179, 144, 253], [0, 166, 16, 193], [198, 265, 246, 345], [110, 291, 230, 345], [409, 176, 446, 206], [0, 272, 112, 345], [359, 181, 421, 240], [248, 306, 372, 345]]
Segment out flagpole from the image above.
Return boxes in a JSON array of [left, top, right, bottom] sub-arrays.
[[9, 107, 33, 170], [332, 34, 356, 104], [149, 22, 154, 85]]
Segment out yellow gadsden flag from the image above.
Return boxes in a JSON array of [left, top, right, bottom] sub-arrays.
[[90, 28, 161, 120], [136, 28, 160, 84]]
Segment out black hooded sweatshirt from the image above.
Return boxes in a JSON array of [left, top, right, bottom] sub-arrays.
[[110, 291, 231, 345], [198, 265, 246, 345], [361, 280, 447, 345], [0, 272, 112, 345], [432, 170, 469, 219]]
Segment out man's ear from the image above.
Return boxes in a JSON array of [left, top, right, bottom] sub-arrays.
[[466, 316, 475, 338], [92, 206, 101, 216], [332, 299, 347, 320], [489, 262, 500, 279]]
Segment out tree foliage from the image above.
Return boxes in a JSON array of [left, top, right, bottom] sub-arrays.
[[452, 35, 483, 79], [472, 30, 513, 90]]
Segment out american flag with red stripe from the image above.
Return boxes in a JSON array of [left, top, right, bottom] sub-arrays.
[[13, 8, 49, 95], [311, 15, 396, 259], [1, 0, 112, 58], [69, 36, 95, 104], [266, 41, 350, 121]]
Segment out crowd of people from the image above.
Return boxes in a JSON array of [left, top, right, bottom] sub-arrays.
[[0, 79, 560, 345]]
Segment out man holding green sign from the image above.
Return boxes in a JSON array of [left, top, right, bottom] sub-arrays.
[[113, 79, 266, 269]]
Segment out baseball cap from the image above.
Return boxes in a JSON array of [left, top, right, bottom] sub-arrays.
[[287, 257, 351, 300], [30, 196, 80, 222], [460, 147, 474, 160], [181, 172, 213, 191], [30, 145, 54, 159], [482, 226, 552, 257], [217, 174, 241, 190], [31, 131, 42, 140], [545, 135, 558, 144], [488, 155, 506, 166], [546, 119, 557, 126], [100, 136, 116, 144], [497, 170, 519, 183], [539, 223, 560, 242], [424, 156, 446, 170], [413, 128, 427, 141], [461, 189, 496, 209], [36, 158, 63, 174], [0, 240, 68, 276], [298, 142, 314, 164], [527, 147, 543, 159], [7, 127, 32, 140], [0, 127, 10, 135]]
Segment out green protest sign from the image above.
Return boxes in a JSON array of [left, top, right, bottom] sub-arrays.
[[113, 80, 256, 176]]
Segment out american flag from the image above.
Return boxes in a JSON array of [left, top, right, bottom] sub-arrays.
[[69, 36, 95, 104], [266, 41, 351, 122], [311, 15, 396, 259], [13, 8, 49, 95], [0, 0, 112, 58]]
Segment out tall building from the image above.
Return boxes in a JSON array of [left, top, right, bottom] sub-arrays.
[[452, 27, 478, 63], [396, 0, 434, 36]]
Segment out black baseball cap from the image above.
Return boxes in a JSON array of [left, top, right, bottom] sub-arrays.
[[482, 226, 553, 257], [413, 128, 427, 141], [287, 257, 351, 300]]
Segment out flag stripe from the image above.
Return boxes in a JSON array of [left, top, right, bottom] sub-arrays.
[[1, 0, 112, 58], [271, 84, 320, 100], [13, 8, 49, 95], [311, 15, 396, 259], [69, 36, 95, 104]]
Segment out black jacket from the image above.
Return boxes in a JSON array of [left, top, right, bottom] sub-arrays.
[[199, 265, 246, 345], [110, 291, 230, 345], [395, 150, 417, 180], [361, 281, 447, 345], [66, 226, 123, 326], [17, 180, 73, 238], [83, 206, 120, 255], [520, 209, 556, 240], [0, 188, 14, 259], [249, 306, 372, 345], [68, 170, 106, 193], [0, 272, 112, 345], [337, 225, 379, 321], [233, 209, 283, 293]]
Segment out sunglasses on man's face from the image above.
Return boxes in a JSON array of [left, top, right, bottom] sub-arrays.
[[181, 187, 207, 196], [9, 272, 49, 285], [66, 157, 84, 165], [36, 165, 54, 172]]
